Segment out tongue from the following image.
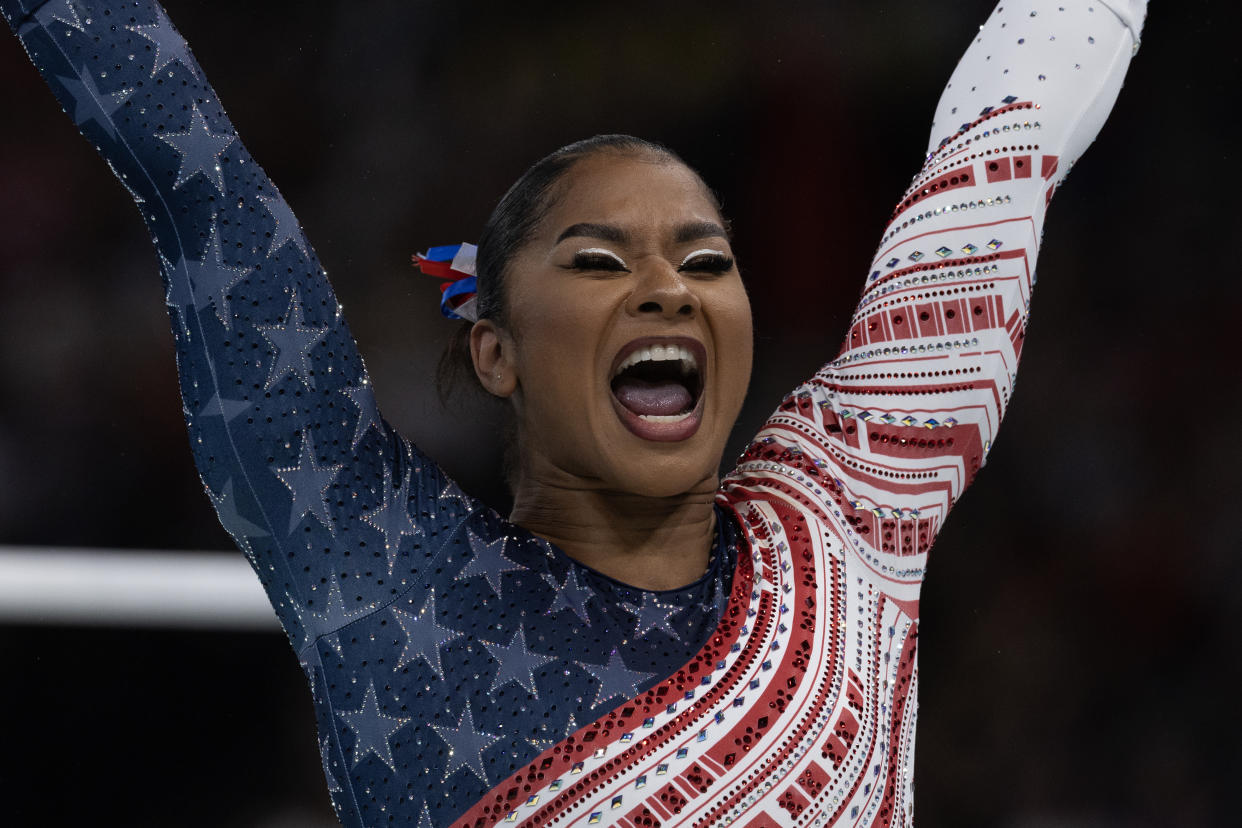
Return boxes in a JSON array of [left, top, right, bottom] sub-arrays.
[[613, 377, 692, 416]]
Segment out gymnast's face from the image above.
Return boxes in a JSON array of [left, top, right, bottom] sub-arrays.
[[476, 152, 753, 498]]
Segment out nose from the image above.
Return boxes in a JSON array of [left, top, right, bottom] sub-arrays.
[[625, 261, 701, 320]]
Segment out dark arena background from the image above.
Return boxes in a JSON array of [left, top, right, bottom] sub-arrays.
[[0, 1, 1236, 825]]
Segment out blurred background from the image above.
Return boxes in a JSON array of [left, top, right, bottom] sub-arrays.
[[0, 0, 1236, 825]]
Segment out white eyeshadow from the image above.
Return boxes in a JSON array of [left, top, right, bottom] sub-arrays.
[[680, 248, 727, 267], [577, 247, 628, 268]]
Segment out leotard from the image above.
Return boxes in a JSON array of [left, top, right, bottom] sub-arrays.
[[1, 0, 1145, 825]]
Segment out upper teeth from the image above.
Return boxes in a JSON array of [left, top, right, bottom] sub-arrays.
[[614, 344, 699, 377]]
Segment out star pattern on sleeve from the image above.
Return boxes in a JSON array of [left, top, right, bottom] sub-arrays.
[[391, 590, 462, 681], [309, 573, 371, 632], [272, 427, 342, 534], [430, 701, 501, 785], [104, 158, 145, 204], [198, 390, 250, 423], [157, 103, 234, 195], [34, 0, 84, 33], [483, 625, 555, 698], [255, 289, 330, 391], [362, 461, 423, 574], [335, 680, 410, 773], [585, 649, 656, 709], [437, 479, 474, 518], [527, 712, 579, 752], [125, 4, 200, 81], [205, 477, 268, 564], [55, 68, 131, 140], [165, 216, 252, 332], [319, 734, 343, 793], [341, 377, 382, 449], [258, 192, 312, 260], [545, 566, 593, 626], [456, 532, 525, 596]]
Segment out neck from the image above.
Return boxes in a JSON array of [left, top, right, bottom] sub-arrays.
[[509, 478, 718, 591]]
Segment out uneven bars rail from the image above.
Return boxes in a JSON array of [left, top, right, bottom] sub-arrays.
[[0, 546, 278, 630]]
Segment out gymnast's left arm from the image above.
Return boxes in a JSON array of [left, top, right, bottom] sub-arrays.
[[722, 0, 1147, 574]]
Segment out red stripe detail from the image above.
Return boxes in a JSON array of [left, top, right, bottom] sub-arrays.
[[697, 521, 844, 825], [888, 307, 914, 340], [876, 610, 920, 827], [928, 100, 1037, 161], [984, 156, 1012, 183], [1040, 154, 1059, 180], [889, 167, 977, 223], [864, 246, 1025, 296], [624, 804, 663, 827], [875, 215, 1035, 265]]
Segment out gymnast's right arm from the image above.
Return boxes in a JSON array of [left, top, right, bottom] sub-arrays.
[[2, 0, 466, 653]]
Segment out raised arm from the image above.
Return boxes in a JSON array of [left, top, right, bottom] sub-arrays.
[[724, 0, 1145, 587], [2, 0, 472, 654]]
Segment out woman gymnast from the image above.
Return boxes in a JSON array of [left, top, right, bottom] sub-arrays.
[[1, 0, 1146, 825]]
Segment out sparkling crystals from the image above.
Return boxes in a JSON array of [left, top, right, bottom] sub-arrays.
[[987, 238, 1003, 250], [908, 250, 925, 262], [961, 243, 978, 255], [935, 246, 952, 257]]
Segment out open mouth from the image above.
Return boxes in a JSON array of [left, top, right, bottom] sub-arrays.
[[608, 337, 706, 442]]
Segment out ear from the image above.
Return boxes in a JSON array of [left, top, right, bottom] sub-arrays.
[[469, 319, 517, 398]]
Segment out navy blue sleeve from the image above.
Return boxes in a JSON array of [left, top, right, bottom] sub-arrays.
[[1, 0, 478, 655]]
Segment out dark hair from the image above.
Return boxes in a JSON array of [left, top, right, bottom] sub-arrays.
[[435, 134, 716, 402]]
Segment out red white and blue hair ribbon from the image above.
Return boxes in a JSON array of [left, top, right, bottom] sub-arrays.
[[412, 242, 479, 322]]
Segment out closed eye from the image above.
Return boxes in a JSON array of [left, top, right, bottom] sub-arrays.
[[570, 247, 630, 272], [678, 249, 734, 274]]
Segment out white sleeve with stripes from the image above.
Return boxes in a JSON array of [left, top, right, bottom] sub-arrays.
[[725, 0, 1146, 574]]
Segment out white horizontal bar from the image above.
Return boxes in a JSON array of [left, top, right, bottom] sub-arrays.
[[0, 546, 280, 630]]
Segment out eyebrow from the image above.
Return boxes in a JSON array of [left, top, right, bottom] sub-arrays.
[[554, 220, 730, 246], [672, 220, 730, 245], [556, 223, 629, 244]]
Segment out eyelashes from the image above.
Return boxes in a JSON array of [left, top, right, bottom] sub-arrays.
[[571, 248, 629, 271], [678, 248, 734, 273], [569, 247, 734, 274]]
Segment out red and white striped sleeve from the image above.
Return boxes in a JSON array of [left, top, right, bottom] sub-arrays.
[[723, 0, 1146, 570]]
